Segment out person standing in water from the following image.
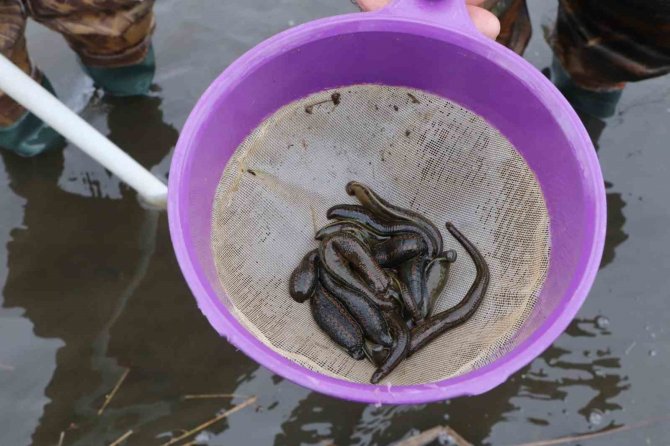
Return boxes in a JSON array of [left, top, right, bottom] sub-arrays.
[[357, 0, 670, 139], [0, 0, 156, 157]]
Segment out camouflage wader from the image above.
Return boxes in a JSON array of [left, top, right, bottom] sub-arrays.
[[492, 0, 670, 91], [550, 0, 670, 91], [489, 0, 532, 56], [0, 0, 155, 126]]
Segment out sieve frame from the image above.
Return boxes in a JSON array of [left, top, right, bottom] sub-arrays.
[[168, 0, 606, 404]]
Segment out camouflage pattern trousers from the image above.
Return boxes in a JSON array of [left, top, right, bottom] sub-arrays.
[[489, 0, 670, 91], [0, 0, 155, 126]]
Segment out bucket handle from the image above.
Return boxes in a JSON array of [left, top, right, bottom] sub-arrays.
[[381, 0, 481, 36], [0, 53, 168, 209]]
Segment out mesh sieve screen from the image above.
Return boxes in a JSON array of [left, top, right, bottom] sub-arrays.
[[211, 85, 550, 385]]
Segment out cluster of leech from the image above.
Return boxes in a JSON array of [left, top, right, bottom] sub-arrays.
[[289, 181, 490, 384]]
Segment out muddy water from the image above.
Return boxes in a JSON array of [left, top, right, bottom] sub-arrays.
[[1, 1, 669, 445]]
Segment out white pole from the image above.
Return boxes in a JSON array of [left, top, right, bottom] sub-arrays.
[[0, 53, 168, 208]]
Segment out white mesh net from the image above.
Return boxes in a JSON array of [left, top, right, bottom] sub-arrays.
[[211, 85, 550, 385]]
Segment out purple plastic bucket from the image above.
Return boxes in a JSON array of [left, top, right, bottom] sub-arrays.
[[168, 0, 606, 404]]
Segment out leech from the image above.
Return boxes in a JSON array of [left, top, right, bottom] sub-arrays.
[[327, 204, 439, 257], [289, 249, 319, 303], [311, 284, 366, 360], [408, 223, 490, 355], [345, 181, 443, 254]]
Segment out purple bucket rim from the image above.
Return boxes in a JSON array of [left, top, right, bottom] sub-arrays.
[[168, 10, 606, 405]]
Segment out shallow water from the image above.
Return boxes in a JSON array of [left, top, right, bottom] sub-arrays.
[[1, 1, 669, 445]]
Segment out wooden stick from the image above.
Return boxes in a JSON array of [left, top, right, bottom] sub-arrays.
[[160, 396, 257, 446], [57, 431, 65, 446], [109, 430, 133, 446], [98, 368, 130, 416], [181, 394, 245, 400], [514, 414, 670, 446], [393, 425, 472, 446], [446, 426, 474, 446]]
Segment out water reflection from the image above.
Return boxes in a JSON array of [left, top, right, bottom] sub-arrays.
[[528, 318, 628, 420], [602, 183, 628, 270], [0, 93, 235, 445], [276, 361, 522, 445], [485, 317, 628, 445], [273, 311, 628, 445], [582, 112, 630, 271]]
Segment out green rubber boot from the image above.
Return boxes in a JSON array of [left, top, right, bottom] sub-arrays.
[[551, 57, 623, 120], [81, 46, 156, 97], [0, 76, 65, 157]]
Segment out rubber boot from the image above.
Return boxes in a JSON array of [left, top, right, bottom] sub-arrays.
[[0, 76, 65, 157], [543, 59, 611, 146], [551, 57, 623, 120], [81, 46, 156, 97]]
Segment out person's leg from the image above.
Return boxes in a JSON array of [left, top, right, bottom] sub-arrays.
[[27, 0, 156, 96], [487, 0, 532, 55], [549, 0, 670, 119], [0, 0, 65, 156], [0, 0, 31, 128]]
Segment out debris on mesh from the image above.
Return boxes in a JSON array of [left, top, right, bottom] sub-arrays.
[[211, 85, 550, 385]]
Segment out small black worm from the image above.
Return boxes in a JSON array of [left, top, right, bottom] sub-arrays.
[[288, 249, 319, 303], [399, 255, 430, 319], [315, 220, 388, 243], [371, 234, 427, 268], [424, 250, 457, 314], [319, 233, 395, 310], [327, 204, 439, 257], [408, 223, 490, 355], [320, 270, 394, 347], [370, 311, 410, 384], [346, 181, 443, 254], [311, 284, 366, 360]]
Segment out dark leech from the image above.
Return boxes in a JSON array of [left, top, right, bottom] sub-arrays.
[[327, 204, 438, 257], [321, 233, 390, 294], [319, 234, 395, 310], [399, 256, 430, 319], [382, 271, 400, 303], [288, 249, 319, 303], [390, 273, 423, 324], [345, 181, 443, 254], [372, 234, 427, 268], [424, 255, 453, 314], [311, 285, 366, 360], [370, 311, 410, 384], [408, 223, 490, 356], [315, 220, 388, 243], [364, 340, 390, 368], [320, 271, 394, 347]]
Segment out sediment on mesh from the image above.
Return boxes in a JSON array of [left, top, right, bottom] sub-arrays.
[[211, 85, 550, 385]]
